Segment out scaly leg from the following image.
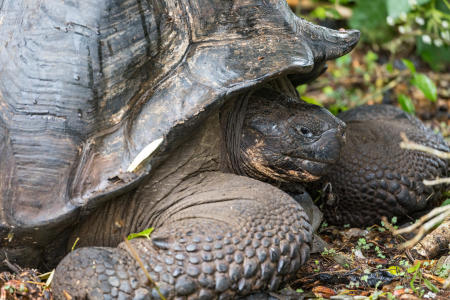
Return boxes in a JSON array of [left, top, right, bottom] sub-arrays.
[[53, 172, 311, 299]]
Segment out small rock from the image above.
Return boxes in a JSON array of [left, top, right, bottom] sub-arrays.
[[423, 291, 436, 299], [292, 191, 323, 232], [311, 234, 329, 254], [342, 228, 368, 239], [330, 295, 354, 300], [132, 288, 150, 300], [353, 249, 365, 260], [412, 218, 450, 258], [433, 255, 450, 277], [399, 294, 421, 300], [331, 253, 352, 268]]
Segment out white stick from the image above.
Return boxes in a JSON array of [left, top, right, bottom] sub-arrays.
[[127, 138, 164, 173], [423, 178, 450, 185]]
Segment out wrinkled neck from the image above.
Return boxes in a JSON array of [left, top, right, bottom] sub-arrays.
[[220, 76, 299, 180], [219, 93, 250, 175]]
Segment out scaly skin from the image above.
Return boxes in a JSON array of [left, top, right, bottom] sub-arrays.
[[53, 173, 312, 299], [322, 105, 449, 227], [52, 86, 345, 299]]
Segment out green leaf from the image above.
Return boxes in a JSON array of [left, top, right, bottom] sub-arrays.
[[386, 63, 394, 73], [71, 237, 80, 251], [423, 278, 439, 293], [127, 227, 154, 240], [329, 104, 348, 116], [398, 94, 415, 114], [364, 51, 379, 64], [441, 199, 450, 206], [407, 261, 421, 274], [387, 266, 401, 275], [336, 53, 352, 68], [323, 86, 334, 96], [311, 7, 327, 20], [409, 264, 420, 293], [386, 0, 411, 19], [301, 96, 323, 107], [402, 59, 416, 74], [349, 0, 395, 43], [296, 84, 307, 95], [411, 74, 437, 102], [417, 40, 450, 71]]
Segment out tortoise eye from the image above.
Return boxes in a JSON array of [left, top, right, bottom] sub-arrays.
[[297, 126, 313, 138]]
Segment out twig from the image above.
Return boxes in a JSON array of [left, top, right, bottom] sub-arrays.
[[44, 269, 55, 288], [398, 210, 450, 249], [405, 249, 415, 263], [423, 178, 450, 185], [400, 133, 450, 160], [383, 134, 450, 250], [2, 258, 21, 274], [123, 238, 166, 300], [25, 281, 46, 286], [383, 206, 450, 249], [394, 206, 450, 235]]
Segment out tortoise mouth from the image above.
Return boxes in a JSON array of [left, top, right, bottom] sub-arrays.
[[286, 153, 339, 166], [286, 157, 331, 180], [268, 155, 328, 183]]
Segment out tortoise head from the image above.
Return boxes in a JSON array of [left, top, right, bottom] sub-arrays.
[[223, 88, 346, 183]]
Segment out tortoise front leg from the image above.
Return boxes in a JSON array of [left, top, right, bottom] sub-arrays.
[[53, 172, 312, 299]]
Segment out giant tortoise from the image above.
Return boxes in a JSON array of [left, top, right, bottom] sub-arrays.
[[320, 105, 449, 227], [0, 0, 358, 298]]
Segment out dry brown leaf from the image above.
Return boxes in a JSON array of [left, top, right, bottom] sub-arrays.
[[312, 285, 336, 298], [398, 294, 422, 300], [63, 290, 72, 300], [423, 273, 446, 285]]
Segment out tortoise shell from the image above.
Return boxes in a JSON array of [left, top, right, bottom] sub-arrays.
[[0, 0, 358, 238]]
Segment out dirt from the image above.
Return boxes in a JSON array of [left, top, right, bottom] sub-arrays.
[[290, 224, 449, 299], [0, 269, 51, 300]]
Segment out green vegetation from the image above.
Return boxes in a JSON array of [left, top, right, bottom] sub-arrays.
[[293, 0, 448, 119], [306, 0, 450, 70], [127, 227, 154, 240]]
